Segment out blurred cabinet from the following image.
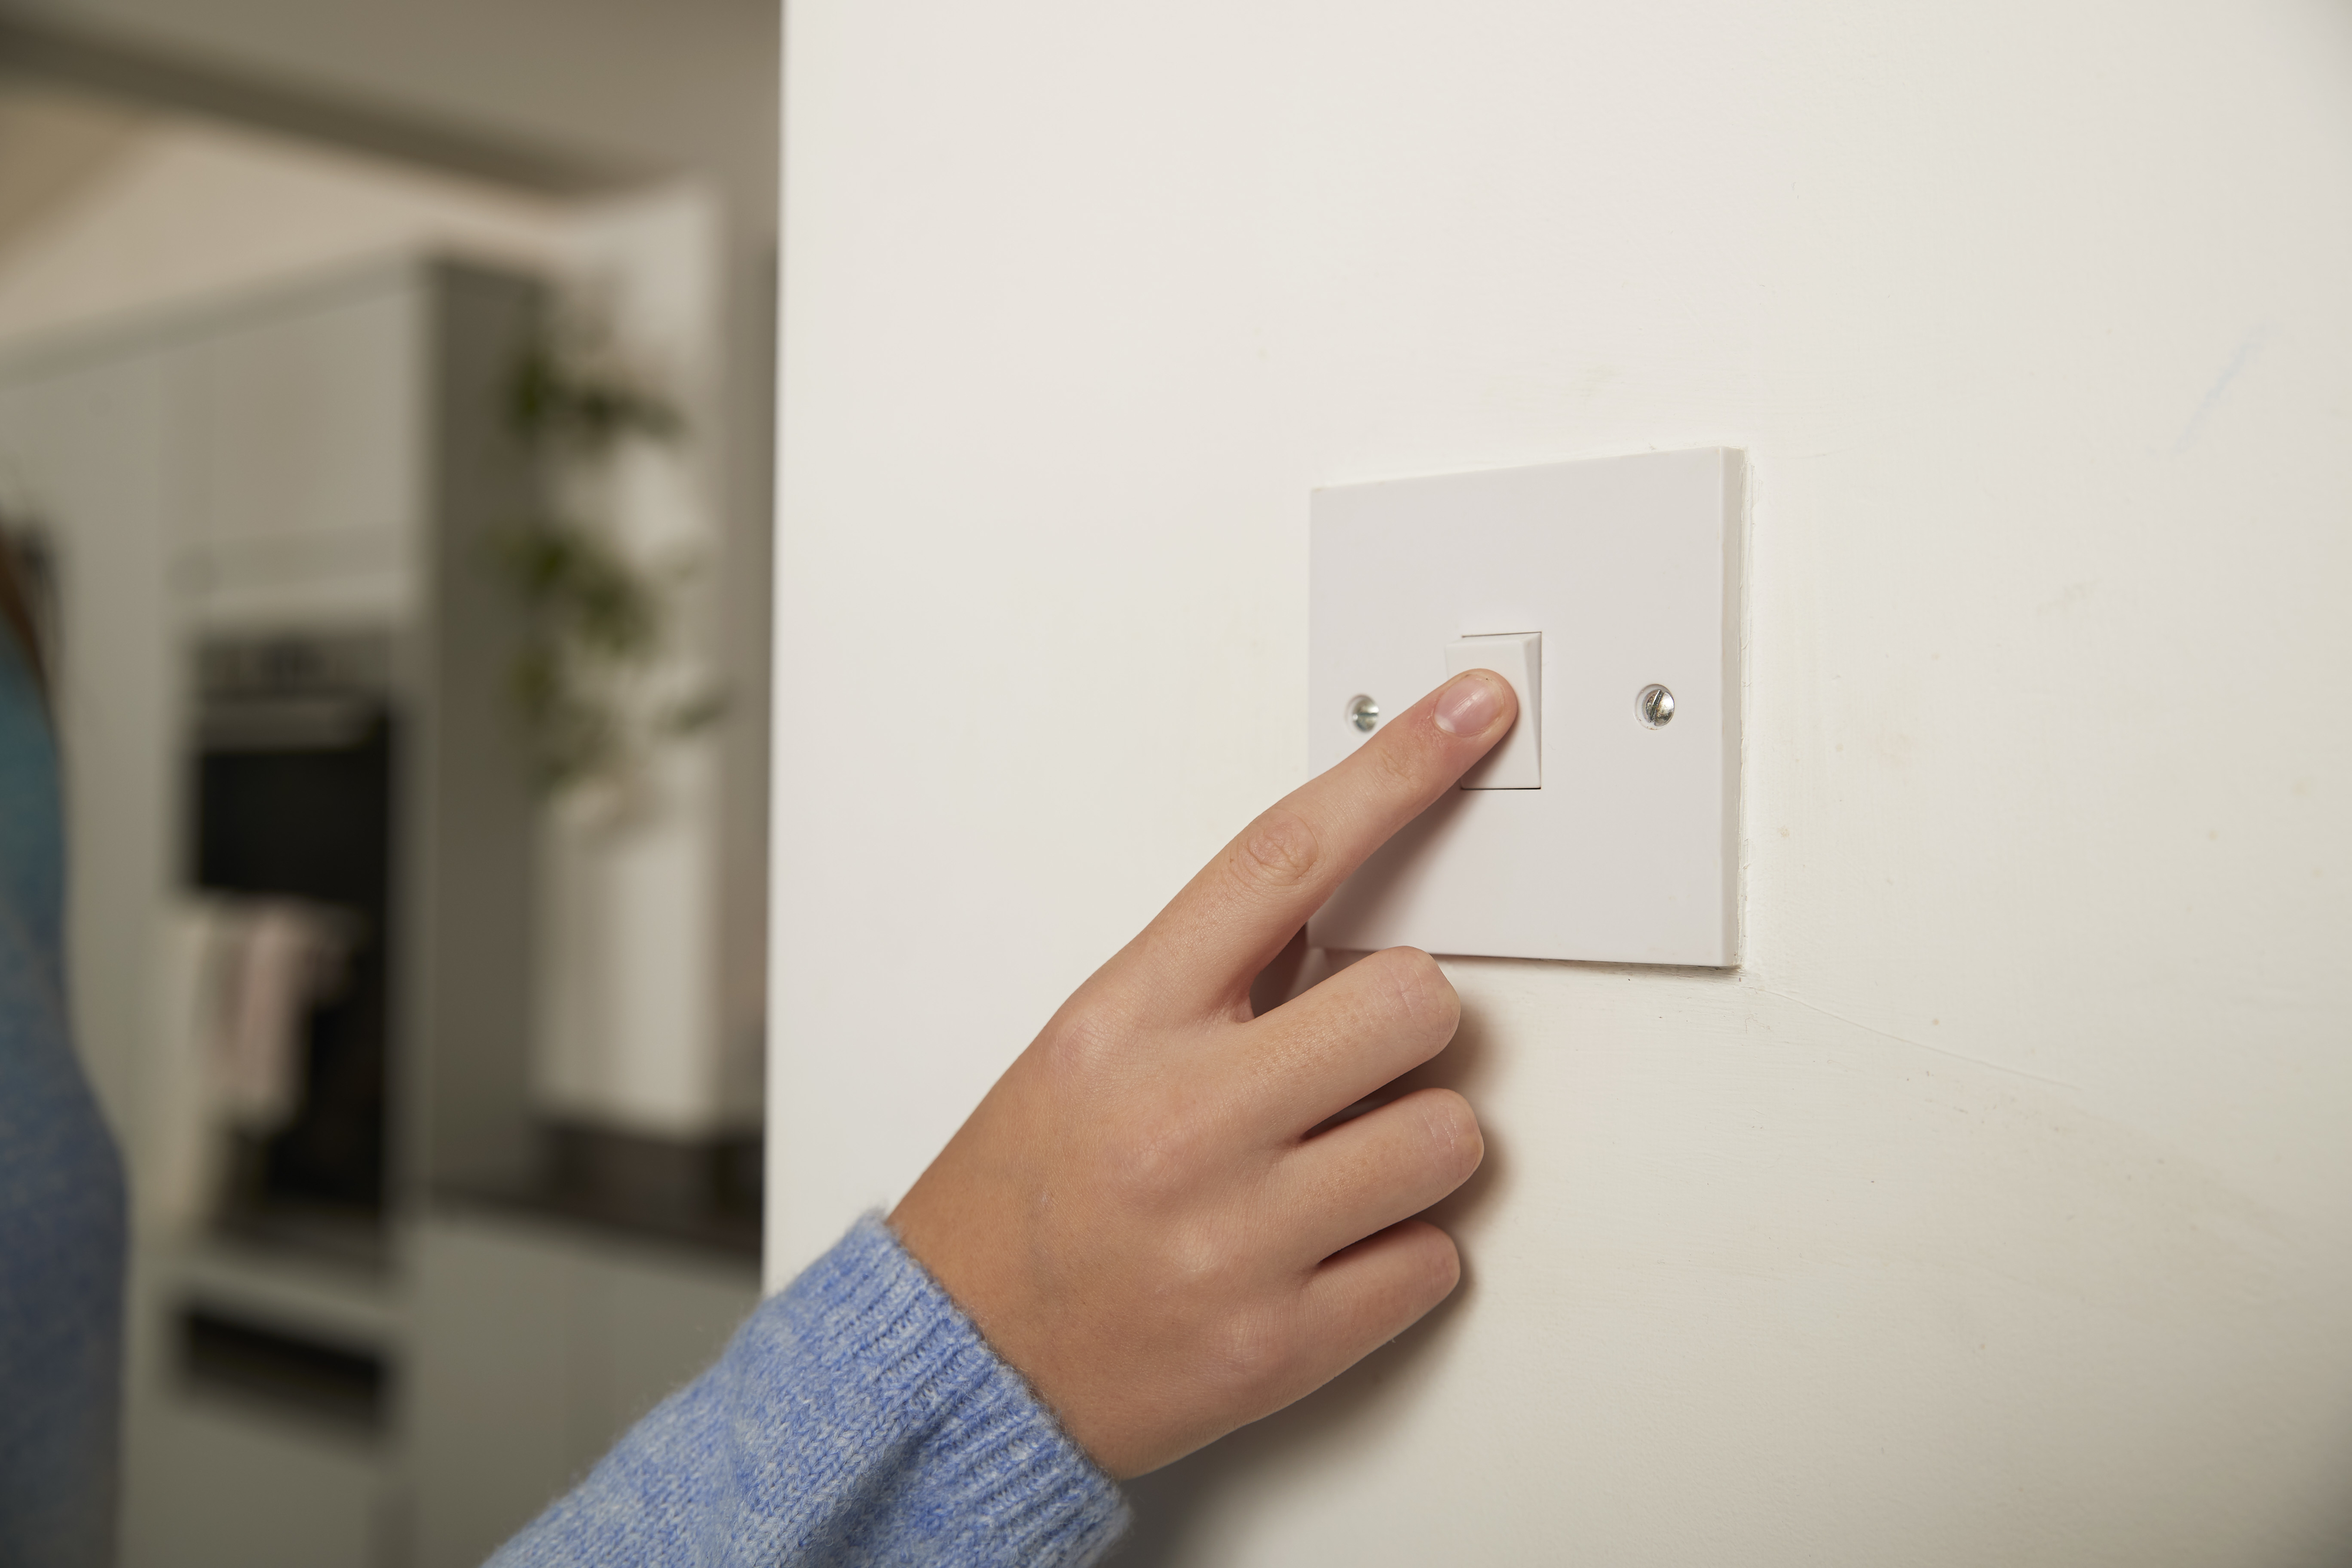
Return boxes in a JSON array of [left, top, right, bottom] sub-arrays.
[[408, 1208, 759, 1568], [123, 1392, 394, 1568], [0, 255, 543, 1221], [169, 282, 424, 628], [117, 1236, 406, 1568], [112, 1209, 755, 1568]]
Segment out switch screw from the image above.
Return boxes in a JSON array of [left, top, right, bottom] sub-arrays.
[[1345, 694, 1381, 734], [1636, 684, 1675, 728]]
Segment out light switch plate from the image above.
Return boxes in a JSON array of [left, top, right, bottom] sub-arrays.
[[1308, 447, 1743, 966]]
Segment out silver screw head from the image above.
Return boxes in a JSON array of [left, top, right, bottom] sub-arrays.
[[1636, 684, 1675, 728], [1345, 694, 1381, 734]]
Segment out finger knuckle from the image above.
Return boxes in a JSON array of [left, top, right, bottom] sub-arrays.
[[1107, 1094, 1228, 1214], [1378, 947, 1460, 1037], [1210, 1307, 1298, 1392], [1229, 808, 1322, 898], [1414, 1090, 1484, 1185], [1035, 1005, 1124, 1077], [1114, 1124, 1202, 1212], [1034, 992, 1165, 1094], [1414, 1226, 1464, 1299], [1155, 1213, 1242, 1295], [1362, 728, 1428, 797]]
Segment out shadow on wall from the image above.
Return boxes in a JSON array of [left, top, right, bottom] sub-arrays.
[[1119, 980, 1510, 1563]]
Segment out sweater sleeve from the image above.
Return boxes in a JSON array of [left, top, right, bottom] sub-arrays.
[[485, 1213, 1130, 1568]]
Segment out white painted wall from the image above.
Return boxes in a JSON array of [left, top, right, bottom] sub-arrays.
[[770, 4, 2352, 1563]]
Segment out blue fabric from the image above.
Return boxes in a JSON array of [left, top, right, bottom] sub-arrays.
[[0, 637, 126, 1568], [489, 1212, 1130, 1567]]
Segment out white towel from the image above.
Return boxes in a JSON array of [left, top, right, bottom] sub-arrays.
[[143, 895, 358, 1230], [146, 899, 235, 1232], [210, 899, 350, 1131]]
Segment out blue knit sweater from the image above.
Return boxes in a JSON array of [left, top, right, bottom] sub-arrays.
[[0, 637, 125, 1568], [488, 1213, 1131, 1566], [0, 622, 1122, 1567]]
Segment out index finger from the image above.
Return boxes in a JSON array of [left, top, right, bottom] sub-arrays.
[[1112, 668, 1518, 1019]]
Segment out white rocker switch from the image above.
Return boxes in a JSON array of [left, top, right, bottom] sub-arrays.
[[1445, 632, 1541, 788]]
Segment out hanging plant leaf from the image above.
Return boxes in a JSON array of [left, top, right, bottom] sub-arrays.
[[491, 319, 719, 800], [511, 338, 683, 453]]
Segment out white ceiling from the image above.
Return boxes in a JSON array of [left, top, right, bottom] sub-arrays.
[[0, 84, 145, 258], [0, 0, 776, 228]]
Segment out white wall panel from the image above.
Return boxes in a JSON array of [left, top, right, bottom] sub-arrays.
[[771, 4, 2352, 1562]]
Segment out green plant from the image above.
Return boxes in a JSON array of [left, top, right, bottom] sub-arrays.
[[497, 326, 721, 796], [510, 339, 683, 450]]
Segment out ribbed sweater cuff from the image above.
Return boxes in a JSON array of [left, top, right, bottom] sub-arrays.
[[785, 1212, 1130, 1565]]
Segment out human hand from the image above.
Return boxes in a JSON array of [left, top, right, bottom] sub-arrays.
[[889, 668, 1518, 1478]]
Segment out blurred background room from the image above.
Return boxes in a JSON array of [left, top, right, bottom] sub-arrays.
[[0, 2, 776, 1563]]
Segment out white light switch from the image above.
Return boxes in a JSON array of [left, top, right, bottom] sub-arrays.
[[1309, 447, 1743, 967], [1445, 633, 1540, 788]]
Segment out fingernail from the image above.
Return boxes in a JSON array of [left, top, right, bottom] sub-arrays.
[[1434, 672, 1504, 736]]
